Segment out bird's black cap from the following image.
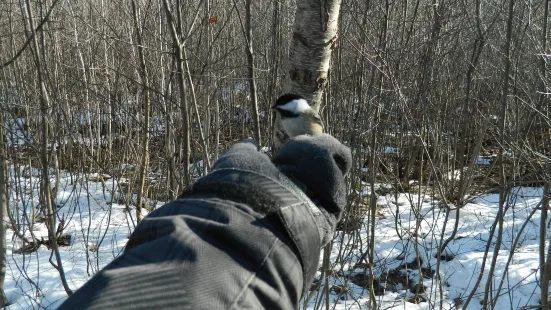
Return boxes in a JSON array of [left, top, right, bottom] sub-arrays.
[[272, 93, 305, 108]]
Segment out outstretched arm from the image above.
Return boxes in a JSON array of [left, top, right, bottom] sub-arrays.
[[58, 134, 351, 310]]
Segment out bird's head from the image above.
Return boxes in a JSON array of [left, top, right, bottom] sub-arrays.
[[272, 94, 311, 118]]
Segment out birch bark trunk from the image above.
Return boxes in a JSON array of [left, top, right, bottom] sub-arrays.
[[275, 0, 342, 147]]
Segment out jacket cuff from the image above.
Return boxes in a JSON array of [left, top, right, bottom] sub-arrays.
[[191, 168, 321, 295]]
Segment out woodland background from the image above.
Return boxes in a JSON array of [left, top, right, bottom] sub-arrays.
[[0, 0, 550, 309]]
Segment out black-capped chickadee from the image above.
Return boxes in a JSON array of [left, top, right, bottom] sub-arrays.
[[272, 93, 324, 137]]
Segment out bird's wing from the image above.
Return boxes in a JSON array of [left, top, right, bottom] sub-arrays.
[[304, 109, 324, 128]]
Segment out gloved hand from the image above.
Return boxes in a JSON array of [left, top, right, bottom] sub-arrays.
[[272, 134, 352, 245], [178, 134, 354, 299], [192, 134, 352, 246], [272, 134, 352, 215]]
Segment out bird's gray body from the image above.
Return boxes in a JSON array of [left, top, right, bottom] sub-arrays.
[[281, 109, 324, 137]]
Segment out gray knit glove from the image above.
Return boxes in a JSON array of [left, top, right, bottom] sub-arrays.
[[272, 134, 352, 244], [192, 135, 351, 245], [272, 134, 351, 215]]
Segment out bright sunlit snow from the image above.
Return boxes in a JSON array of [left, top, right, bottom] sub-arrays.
[[3, 167, 549, 309], [301, 185, 549, 309]]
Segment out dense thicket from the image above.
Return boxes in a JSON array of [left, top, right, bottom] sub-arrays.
[[0, 0, 550, 308]]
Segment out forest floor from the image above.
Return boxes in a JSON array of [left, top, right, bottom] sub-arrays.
[[2, 166, 549, 309], [304, 184, 547, 309]]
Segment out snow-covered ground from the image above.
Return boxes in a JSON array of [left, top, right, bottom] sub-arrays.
[[4, 168, 156, 309], [3, 167, 549, 309], [303, 185, 549, 309]]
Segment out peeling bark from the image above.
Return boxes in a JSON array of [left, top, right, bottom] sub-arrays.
[[275, 0, 342, 147]]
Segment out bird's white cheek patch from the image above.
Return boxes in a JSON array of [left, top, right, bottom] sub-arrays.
[[280, 99, 310, 114]]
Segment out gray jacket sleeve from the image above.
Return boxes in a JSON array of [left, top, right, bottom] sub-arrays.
[[58, 158, 323, 309]]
